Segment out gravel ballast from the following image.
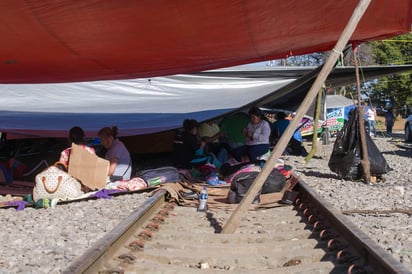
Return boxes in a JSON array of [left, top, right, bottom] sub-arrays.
[[285, 132, 412, 271]]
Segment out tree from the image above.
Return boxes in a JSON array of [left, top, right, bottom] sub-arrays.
[[327, 32, 412, 112], [267, 31, 412, 113], [369, 33, 412, 116]]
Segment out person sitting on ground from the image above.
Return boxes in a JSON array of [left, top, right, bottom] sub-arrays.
[[199, 119, 223, 145], [59, 126, 95, 168], [0, 133, 27, 182], [270, 112, 307, 156], [198, 119, 230, 165], [98, 126, 131, 181], [231, 107, 271, 162], [270, 111, 290, 145], [288, 126, 308, 156], [173, 119, 206, 169]]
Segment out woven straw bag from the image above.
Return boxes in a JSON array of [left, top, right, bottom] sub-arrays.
[[33, 164, 84, 202]]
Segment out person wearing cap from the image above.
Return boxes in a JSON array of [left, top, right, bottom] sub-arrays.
[[230, 107, 271, 162]]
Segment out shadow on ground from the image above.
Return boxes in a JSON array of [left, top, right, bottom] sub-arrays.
[[382, 149, 412, 158], [300, 170, 340, 180]]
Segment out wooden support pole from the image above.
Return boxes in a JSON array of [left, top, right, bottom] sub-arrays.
[[353, 47, 371, 184], [221, 0, 372, 234], [304, 88, 323, 163]]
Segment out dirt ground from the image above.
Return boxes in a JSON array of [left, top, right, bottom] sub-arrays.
[[376, 116, 405, 131]]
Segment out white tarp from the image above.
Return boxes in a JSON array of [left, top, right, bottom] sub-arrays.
[[0, 74, 294, 138], [2, 65, 411, 139]]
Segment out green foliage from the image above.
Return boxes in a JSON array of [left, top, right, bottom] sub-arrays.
[[272, 32, 412, 114], [368, 32, 412, 115]]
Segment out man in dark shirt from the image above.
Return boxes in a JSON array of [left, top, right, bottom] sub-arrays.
[[173, 119, 205, 169]]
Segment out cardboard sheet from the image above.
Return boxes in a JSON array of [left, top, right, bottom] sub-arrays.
[[68, 143, 109, 190]]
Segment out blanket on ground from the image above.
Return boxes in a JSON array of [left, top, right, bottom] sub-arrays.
[[150, 177, 298, 210]]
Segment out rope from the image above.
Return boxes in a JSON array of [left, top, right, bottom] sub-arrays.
[[22, 160, 49, 176], [332, 48, 342, 54], [354, 50, 400, 141]]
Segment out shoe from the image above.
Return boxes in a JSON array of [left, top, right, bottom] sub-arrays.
[[179, 190, 198, 200]]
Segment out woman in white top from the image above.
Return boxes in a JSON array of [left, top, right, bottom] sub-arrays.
[[98, 126, 131, 181], [231, 107, 271, 162]]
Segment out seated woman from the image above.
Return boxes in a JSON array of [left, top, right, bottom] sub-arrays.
[[98, 126, 132, 181], [59, 126, 95, 168], [231, 107, 271, 162], [198, 119, 230, 165], [173, 119, 206, 169]]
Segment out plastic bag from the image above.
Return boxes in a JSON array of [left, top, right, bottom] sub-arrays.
[[328, 108, 390, 180]]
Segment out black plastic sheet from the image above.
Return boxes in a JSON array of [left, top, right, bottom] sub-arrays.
[[328, 108, 390, 180]]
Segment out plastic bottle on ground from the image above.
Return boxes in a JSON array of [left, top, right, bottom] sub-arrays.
[[197, 186, 208, 212]]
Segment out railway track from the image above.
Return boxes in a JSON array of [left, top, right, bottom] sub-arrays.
[[63, 175, 410, 274]]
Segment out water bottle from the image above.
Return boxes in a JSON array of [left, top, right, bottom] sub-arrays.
[[197, 186, 208, 212]]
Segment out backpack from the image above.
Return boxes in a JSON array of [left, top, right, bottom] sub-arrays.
[[227, 168, 286, 204], [136, 166, 180, 185]]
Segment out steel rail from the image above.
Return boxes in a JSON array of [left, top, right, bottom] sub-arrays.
[[62, 189, 167, 274], [296, 177, 411, 274], [63, 176, 411, 274]]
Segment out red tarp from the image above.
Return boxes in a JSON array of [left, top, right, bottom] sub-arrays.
[[1, 0, 411, 84]]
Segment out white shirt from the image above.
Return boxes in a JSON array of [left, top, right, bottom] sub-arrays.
[[366, 108, 375, 121], [105, 139, 131, 180], [245, 120, 271, 146]]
